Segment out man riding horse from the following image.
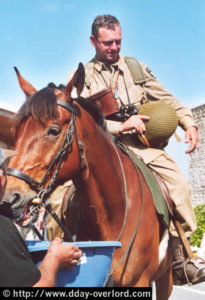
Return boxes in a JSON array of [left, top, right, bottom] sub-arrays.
[[64, 14, 205, 285]]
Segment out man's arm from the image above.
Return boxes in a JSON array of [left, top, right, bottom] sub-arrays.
[[33, 237, 82, 287], [141, 63, 196, 131], [141, 63, 199, 152]]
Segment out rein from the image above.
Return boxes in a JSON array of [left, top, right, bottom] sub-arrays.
[[109, 142, 145, 275]]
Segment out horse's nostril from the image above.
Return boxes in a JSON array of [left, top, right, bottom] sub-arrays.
[[10, 192, 21, 206]]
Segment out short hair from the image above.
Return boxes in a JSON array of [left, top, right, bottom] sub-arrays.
[[91, 15, 120, 39]]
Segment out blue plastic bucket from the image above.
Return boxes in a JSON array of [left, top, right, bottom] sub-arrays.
[[26, 240, 121, 287]]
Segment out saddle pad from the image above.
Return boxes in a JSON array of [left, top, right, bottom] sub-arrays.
[[119, 144, 169, 228]]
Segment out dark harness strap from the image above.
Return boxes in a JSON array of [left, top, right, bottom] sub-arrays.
[[7, 168, 40, 188], [56, 100, 77, 114]]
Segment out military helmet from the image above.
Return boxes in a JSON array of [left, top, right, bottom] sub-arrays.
[[137, 101, 178, 148]]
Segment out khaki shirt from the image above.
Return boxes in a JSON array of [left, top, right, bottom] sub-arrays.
[[68, 55, 196, 163]]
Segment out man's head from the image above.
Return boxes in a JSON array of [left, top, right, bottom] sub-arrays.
[[0, 148, 17, 200], [90, 15, 122, 64]]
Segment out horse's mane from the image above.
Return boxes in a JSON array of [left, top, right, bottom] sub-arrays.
[[14, 84, 58, 127], [14, 83, 106, 130], [77, 96, 106, 130]]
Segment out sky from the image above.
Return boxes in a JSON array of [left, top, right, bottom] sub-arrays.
[[0, 0, 205, 177]]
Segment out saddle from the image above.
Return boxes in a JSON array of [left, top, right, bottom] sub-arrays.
[[151, 169, 173, 216]]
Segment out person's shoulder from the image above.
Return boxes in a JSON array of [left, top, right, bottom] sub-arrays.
[[139, 62, 156, 79], [0, 202, 13, 219], [84, 58, 95, 70], [123, 56, 148, 84], [0, 212, 16, 240], [0, 213, 11, 225], [125, 57, 156, 78], [122, 55, 146, 72]]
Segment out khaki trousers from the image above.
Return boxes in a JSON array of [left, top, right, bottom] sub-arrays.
[[147, 152, 197, 237], [46, 181, 73, 241]]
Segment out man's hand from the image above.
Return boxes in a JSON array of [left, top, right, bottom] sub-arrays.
[[33, 237, 82, 287], [47, 237, 82, 269], [185, 126, 199, 154], [119, 115, 149, 134]]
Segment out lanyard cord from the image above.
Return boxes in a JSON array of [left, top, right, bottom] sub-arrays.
[[122, 75, 131, 105], [91, 66, 120, 98], [91, 65, 132, 108]]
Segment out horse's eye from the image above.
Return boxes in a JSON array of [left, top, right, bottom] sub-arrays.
[[47, 126, 61, 137]]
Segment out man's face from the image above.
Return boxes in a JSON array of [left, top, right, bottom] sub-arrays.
[[90, 25, 122, 64]]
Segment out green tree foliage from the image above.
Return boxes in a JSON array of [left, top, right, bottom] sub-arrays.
[[190, 204, 205, 247]]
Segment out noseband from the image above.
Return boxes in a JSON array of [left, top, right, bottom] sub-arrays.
[[7, 100, 78, 199]]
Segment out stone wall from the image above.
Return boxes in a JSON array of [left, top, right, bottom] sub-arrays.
[[189, 104, 205, 206]]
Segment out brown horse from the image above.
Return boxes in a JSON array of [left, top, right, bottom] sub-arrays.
[[4, 64, 173, 297]]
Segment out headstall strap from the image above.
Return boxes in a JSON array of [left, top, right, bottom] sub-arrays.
[[7, 168, 41, 189], [56, 100, 77, 115]]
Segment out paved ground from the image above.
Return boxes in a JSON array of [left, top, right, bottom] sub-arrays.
[[153, 282, 205, 299], [169, 282, 205, 300]]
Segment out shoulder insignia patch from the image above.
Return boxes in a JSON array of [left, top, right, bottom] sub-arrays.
[[146, 67, 156, 79]]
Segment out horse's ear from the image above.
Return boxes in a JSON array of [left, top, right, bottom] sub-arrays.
[[64, 63, 85, 99], [74, 63, 85, 96], [14, 67, 37, 97]]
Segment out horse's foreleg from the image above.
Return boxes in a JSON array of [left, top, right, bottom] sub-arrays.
[[134, 277, 150, 287], [132, 268, 152, 287], [155, 264, 173, 300]]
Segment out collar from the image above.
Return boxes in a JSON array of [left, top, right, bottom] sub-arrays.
[[92, 55, 125, 73]]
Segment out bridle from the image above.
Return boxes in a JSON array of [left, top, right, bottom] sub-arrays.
[[7, 99, 80, 241], [7, 87, 112, 196], [8, 100, 78, 195]]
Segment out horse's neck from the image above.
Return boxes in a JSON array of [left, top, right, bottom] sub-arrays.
[[80, 129, 123, 194], [74, 123, 127, 240]]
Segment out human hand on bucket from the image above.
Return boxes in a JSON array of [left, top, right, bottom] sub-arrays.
[[47, 237, 82, 269], [185, 126, 199, 154], [33, 237, 82, 287]]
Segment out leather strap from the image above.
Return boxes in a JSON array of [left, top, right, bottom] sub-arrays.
[[7, 168, 40, 188], [86, 88, 112, 102], [124, 56, 146, 85], [56, 100, 77, 114], [172, 218, 194, 259]]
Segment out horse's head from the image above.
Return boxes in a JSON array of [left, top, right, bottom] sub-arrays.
[[4, 64, 86, 226]]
